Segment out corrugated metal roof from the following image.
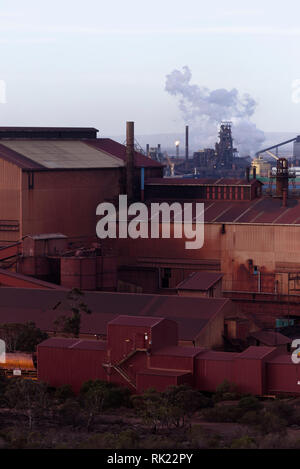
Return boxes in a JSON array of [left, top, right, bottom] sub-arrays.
[[146, 177, 262, 186], [249, 330, 291, 346], [237, 346, 276, 359], [144, 295, 228, 319], [38, 337, 79, 348], [0, 143, 44, 170], [0, 126, 98, 133], [266, 354, 292, 364], [39, 337, 107, 351], [195, 350, 237, 361], [108, 315, 164, 327], [26, 233, 67, 240], [146, 197, 300, 225], [87, 139, 163, 168], [152, 346, 205, 357], [176, 272, 223, 291], [0, 267, 66, 290], [0, 140, 124, 169], [137, 369, 190, 377], [0, 288, 230, 341]]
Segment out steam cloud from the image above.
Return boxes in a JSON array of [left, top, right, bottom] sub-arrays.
[[165, 66, 265, 156]]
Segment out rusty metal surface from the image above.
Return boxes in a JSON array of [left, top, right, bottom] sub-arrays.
[[108, 315, 164, 327], [1, 140, 124, 169], [146, 177, 260, 186], [145, 197, 300, 225], [0, 143, 44, 169], [249, 330, 291, 346], [0, 268, 65, 289], [176, 272, 223, 291], [0, 288, 230, 342], [39, 337, 107, 351], [152, 345, 204, 357], [237, 346, 277, 360], [87, 138, 162, 168]]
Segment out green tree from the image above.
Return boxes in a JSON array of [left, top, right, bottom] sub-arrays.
[[131, 388, 170, 432], [54, 384, 75, 402], [81, 380, 109, 431], [57, 398, 82, 426], [4, 379, 49, 429], [163, 385, 212, 428], [214, 379, 239, 402], [80, 379, 131, 409], [53, 288, 92, 337], [231, 435, 256, 449], [238, 395, 263, 413], [0, 322, 47, 353], [15, 322, 48, 352]]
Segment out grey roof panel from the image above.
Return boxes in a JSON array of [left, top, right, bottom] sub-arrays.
[[0, 140, 124, 169]]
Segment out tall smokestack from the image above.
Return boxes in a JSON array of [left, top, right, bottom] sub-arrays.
[[175, 141, 180, 158], [157, 144, 161, 159], [246, 167, 250, 182], [126, 121, 135, 201], [282, 188, 287, 207], [185, 125, 189, 166], [146, 143, 150, 157]]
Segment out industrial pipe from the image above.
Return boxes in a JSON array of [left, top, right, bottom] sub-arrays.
[[126, 121, 135, 201], [141, 167, 145, 202], [282, 188, 288, 207], [185, 125, 189, 163], [246, 167, 250, 182]]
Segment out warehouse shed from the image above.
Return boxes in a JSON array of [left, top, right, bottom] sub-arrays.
[[0, 127, 163, 241], [37, 315, 300, 396], [0, 287, 234, 348]]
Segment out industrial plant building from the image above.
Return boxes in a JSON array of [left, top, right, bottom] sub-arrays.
[[0, 126, 162, 242], [0, 287, 235, 348], [0, 123, 300, 397], [37, 314, 300, 396]]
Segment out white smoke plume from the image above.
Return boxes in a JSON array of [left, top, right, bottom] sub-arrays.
[[165, 66, 265, 156]]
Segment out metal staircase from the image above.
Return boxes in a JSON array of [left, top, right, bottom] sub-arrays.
[[103, 348, 148, 390]]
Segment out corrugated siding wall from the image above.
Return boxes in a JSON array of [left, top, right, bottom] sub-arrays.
[[0, 159, 21, 241], [22, 168, 123, 238]]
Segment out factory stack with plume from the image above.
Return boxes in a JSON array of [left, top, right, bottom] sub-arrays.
[[165, 66, 265, 156], [126, 121, 135, 201], [185, 125, 189, 168]]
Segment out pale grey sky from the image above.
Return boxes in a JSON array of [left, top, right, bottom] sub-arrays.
[[0, 0, 300, 136]]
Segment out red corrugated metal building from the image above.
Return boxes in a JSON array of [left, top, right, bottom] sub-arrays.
[[0, 127, 163, 242], [0, 288, 233, 348], [37, 314, 300, 396]]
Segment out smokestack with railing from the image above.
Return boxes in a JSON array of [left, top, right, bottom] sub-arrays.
[[276, 158, 289, 198], [126, 121, 135, 201], [157, 144, 161, 160]]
